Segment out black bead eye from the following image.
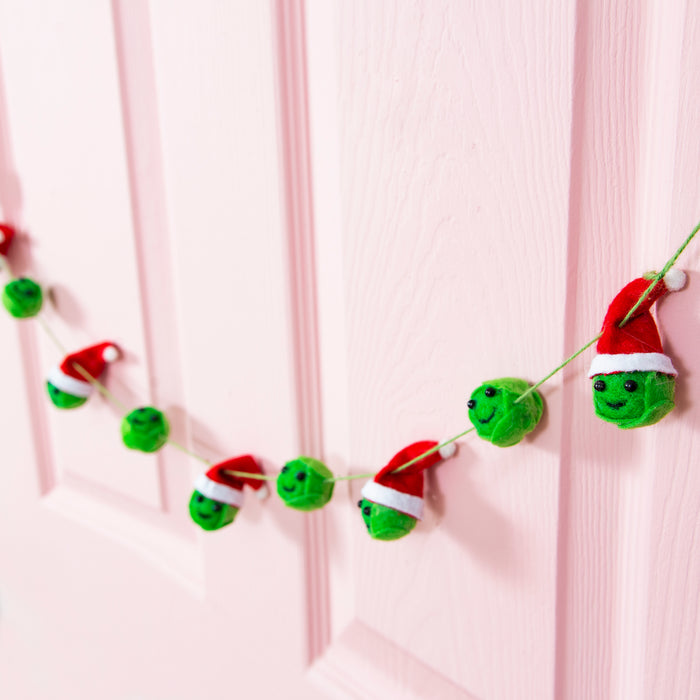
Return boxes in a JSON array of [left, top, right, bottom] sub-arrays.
[[484, 387, 496, 398], [357, 500, 362, 508], [281, 465, 289, 474], [196, 494, 204, 503], [149, 414, 159, 422], [295, 471, 306, 481], [363, 506, 371, 516], [467, 399, 476, 409], [138, 408, 146, 413], [212, 502, 221, 512], [594, 380, 606, 392], [624, 380, 638, 392]]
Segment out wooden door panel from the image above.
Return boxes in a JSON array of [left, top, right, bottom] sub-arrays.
[[0, 1, 325, 697], [2, 1, 700, 699], [550, 2, 700, 698], [0, 0, 166, 509], [643, 7, 700, 697], [306, 1, 574, 698]]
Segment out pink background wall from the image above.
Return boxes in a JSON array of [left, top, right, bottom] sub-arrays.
[[0, 1, 699, 698]]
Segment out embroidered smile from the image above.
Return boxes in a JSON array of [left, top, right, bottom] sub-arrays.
[[282, 485, 295, 493], [605, 401, 626, 409], [478, 409, 496, 424]]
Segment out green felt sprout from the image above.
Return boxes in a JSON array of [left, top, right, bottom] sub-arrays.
[[189, 492, 238, 531], [46, 383, 88, 409], [467, 377, 543, 447], [276, 457, 334, 511], [2, 277, 43, 318], [592, 371, 675, 429], [121, 406, 170, 452], [357, 498, 417, 541]]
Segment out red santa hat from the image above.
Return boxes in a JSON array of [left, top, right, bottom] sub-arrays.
[[194, 455, 268, 507], [360, 440, 457, 520], [0, 223, 16, 258], [588, 270, 686, 378], [47, 342, 120, 398]]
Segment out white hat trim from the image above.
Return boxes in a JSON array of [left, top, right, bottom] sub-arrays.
[[361, 480, 423, 520], [588, 352, 677, 378], [47, 366, 92, 398], [194, 473, 244, 507]]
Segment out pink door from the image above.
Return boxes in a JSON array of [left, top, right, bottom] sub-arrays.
[[1, 1, 699, 698]]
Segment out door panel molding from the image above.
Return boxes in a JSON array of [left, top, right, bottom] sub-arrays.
[[272, 0, 331, 663]]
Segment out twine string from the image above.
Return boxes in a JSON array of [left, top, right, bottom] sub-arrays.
[[325, 426, 477, 483], [168, 439, 211, 466], [38, 313, 129, 411], [513, 334, 602, 405], [37, 315, 215, 466], [332, 472, 375, 482], [28, 220, 700, 495], [1, 255, 15, 280], [513, 221, 700, 405], [368, 221, 699, 482], [68, 361, 130, 412], [222, 469, 277, 481], [36, 315, 68, 355], [390, 426, 475, 475]]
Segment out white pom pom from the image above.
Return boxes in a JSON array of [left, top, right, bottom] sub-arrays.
[[664, 268, 687, 292], [256, 484, 269, 500], [438, 442, 457, 460], [102, 345, 119, 362]]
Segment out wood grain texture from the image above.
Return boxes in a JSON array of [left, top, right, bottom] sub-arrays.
[[641, 2, 700, 698], [311, 621, 479, 700], [308, 1, 574, 698], [0, 0, 161, 509], [556, 1, 700, 699], [0, 0, 326, 697], [146, 0, 327, 697], [1, 0, 700, 698]]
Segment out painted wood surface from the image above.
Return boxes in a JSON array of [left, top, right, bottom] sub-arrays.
[[0, 1, 699, 699]]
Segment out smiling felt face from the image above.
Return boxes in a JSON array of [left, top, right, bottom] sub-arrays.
[[467, 377, 544, 447], [121, 406, 170, 452], [2, 278, 43, 318], [276, 457, 334, 511], [46, 382, 87, 409], [188, 491, 238, 531], [357, 498, 417, 541], [592, 371, 675, 429]]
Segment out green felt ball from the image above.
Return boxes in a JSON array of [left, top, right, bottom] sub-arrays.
[[121, 406, 170, 452], [46, 381, 88, 409], [358, 498, 417, 541], [467, 377, 544, 447], [276, 457, 334, 511], [2, 278, 43, 318], [592, 371, 675, 429], [188, 490, 238, 531]]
